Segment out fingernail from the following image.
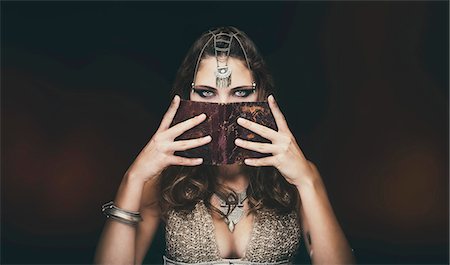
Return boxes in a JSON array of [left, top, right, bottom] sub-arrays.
[[238, 117, 248, 124], [205, 135, 212, 141], [198, 113, 206, 119], [268, 95, 274, 102], [235, 138, 242, 144]]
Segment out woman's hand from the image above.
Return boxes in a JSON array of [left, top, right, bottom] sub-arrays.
[[124, 95, 212, 184], [234, 95, 316, 188]]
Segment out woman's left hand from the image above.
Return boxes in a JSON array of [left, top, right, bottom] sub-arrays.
[[235, 95, 317, 188]]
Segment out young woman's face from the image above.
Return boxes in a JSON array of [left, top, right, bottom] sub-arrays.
[[190, 56, 258, 103]]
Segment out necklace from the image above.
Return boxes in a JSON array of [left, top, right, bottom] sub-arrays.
[[214, 190, 247, 233]]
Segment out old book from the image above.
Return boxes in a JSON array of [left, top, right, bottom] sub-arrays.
[[169, 99, 277, 165]]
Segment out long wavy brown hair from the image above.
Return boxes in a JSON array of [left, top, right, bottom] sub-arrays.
[[158, 26, 300, 222]]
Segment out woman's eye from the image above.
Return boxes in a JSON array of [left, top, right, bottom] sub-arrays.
[[194, 89, 215, 98], [234, 89, 255, 97]]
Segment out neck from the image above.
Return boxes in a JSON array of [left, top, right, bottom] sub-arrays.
[[216, 164, 249, 192]]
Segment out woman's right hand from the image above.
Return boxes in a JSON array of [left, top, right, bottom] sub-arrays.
[[124, 95, 211, 184]]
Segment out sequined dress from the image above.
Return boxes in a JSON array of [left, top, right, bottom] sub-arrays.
[[164, 200, 302, 265]]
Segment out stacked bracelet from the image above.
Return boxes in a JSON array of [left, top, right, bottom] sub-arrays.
[[101, 201, 143, 226]]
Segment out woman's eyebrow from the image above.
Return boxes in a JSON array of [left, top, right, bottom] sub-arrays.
[[194, 85, 254, 90], [193, 85, 217, 91]]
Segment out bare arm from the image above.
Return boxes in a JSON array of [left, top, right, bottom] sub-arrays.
[[134, 175, 162, 264], [234, 96, 354, 264], [94, 95, 210, 265], [298, 162, 356, 265], [94, 173, 162, 265], [93, 174, 146, 265]]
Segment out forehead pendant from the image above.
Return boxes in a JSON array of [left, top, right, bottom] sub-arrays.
[[215, 66, 232, 89], [213, 32, 233, 88]]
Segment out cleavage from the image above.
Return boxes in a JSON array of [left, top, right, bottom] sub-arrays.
[[209, 196, 255, 259]]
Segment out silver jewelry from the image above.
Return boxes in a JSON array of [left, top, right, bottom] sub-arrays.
[[101, 201, 143, 226], [192, 28, 256, 89], [215, 65, 232, 88], [214, 190, 247, 232], [213, 32, 233, 88]]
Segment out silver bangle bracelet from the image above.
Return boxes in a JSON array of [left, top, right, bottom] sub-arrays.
[[101, 201, 143, 226], [102, 201, 141, 215], [107, 214, 141, 226]]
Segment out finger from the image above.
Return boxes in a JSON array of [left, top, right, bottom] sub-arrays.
[[157, 95, 180, 132], [170, 135, 212, 152], [244, 156, 278, 167], [165, 113, 207, 140], [169, 156, 203, 166], [235, 138, 277, 154], [268, 95, 290, 133], [237, 117, 277, 141]]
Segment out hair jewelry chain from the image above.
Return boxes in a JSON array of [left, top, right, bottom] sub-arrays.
[[192, 28, 255, 90], [213, 32, 234, 88]]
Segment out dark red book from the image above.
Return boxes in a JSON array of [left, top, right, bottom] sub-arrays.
[[169, 99, 278, 165]]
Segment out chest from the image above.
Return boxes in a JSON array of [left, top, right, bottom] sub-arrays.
[[209, 195, 255, 259], [164, 200, 302, 263]]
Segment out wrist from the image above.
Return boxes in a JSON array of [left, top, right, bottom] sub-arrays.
[[295, 175, 325, 195], [113, 174, 146, 212], [123, 171, 147, 187]]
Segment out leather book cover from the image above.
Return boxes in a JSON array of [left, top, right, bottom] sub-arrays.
[[169, 99, 277, 165]]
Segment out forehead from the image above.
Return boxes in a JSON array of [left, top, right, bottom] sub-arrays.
[[195, 56, 253, 87]]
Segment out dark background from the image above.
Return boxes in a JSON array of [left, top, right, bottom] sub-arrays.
[[1, 1, 448, 264]]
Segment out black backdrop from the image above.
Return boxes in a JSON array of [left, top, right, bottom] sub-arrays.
[[1, 1, 448, 264]]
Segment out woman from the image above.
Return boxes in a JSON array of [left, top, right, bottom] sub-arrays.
[[94, 26, 356, 265]]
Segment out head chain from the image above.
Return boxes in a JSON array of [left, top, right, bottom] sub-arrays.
[[191, 29, 255, 89]]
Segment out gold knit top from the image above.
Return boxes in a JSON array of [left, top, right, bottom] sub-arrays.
[[164, 200, 302, 264]]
